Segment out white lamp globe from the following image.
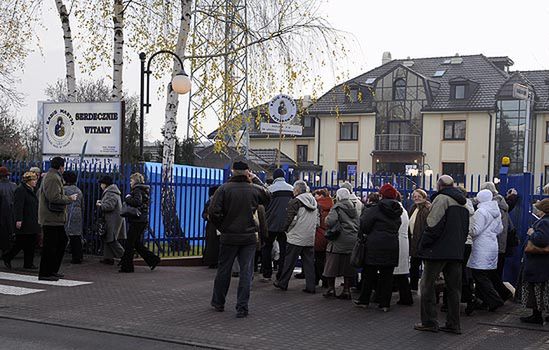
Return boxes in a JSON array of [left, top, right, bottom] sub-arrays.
[[172, 72, 191, 94]]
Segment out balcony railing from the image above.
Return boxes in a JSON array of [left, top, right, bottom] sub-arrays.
[[375, 134, 421, 152]]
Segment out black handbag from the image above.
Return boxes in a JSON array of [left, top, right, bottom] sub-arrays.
[[120, 204, 141, 218], [350, 237, 366, 268]]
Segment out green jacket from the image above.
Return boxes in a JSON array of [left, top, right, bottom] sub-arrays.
[[38, 169, 72, 226]]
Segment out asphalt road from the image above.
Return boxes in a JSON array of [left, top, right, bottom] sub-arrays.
[[0, 318, 197, 350]]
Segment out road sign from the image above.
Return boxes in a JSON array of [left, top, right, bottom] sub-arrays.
[[260, 122, 303, 136], [512, 83, 529, 100], [268, 94, 297, 123]]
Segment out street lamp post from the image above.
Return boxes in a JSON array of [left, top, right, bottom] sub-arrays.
[[139, 50, 192, 160]]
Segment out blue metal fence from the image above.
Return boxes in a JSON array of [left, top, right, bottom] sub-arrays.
[[2, 159, 548, 269], [2, 160, 225, 257]]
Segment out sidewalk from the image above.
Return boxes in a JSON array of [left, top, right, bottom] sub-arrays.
[[0, 256, 548, 350]]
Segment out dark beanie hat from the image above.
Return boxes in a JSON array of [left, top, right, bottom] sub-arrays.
[[98, 175, 114, 186], [379, 183, 398, 200], [273, 168, 285, 179], [232, 161, 249, 170]]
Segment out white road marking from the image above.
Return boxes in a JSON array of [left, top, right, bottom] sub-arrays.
[[0, 272, 92, 287], [0, 284, 45, 296]]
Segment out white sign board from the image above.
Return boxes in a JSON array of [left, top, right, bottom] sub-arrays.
[[268, 94, 297, 123], [512, 83, 529, 100], [41, 102, 123, 156], [260, 122, 303, 136]]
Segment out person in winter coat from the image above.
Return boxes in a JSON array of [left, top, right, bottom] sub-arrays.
[[341, 182, 364, 216], [209, 161, 271, 318], [322, 188, 359, 299], [414, 175, 470, 335], [97, 176, 126, 266], [476, 182, 513, 301], [313, 188, 333, 287], [468, 189, 504, 312], [408, 189, 430, 291], [2, 172, 40, 269], [394, 192, 413, 306], [63, 171, 84, 264], [202, 185, 220, 268], [262, 168, 294, 282], [519, 198, 549, 324], [354, 183, 402, 312], [119, 172, 160, 273], [0, 166, 17, 254], [38, 157, 78, 281], [274, 180, 319, 293]]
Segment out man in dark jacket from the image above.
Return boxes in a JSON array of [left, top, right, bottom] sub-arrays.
[[261, 168, 294, 282], [209, 161, 270, 318], [415, 175, 470, 335], [38, 157, 78, 281], [0, 166, 17, 254]]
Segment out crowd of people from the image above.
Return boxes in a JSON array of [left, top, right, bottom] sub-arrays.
[[0, 157, 160, 281], [1, 157, 549, 331], [204, 160, 549, 332]]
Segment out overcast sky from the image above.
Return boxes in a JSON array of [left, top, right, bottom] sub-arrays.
[[15, 0, 549, 141]]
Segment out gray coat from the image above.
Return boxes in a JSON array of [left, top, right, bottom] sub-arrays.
[[64, 185, 83, 236], [100, 184, 126, 242], [325, 199, 359, 254]]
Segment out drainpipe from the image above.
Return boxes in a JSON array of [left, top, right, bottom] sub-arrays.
[[314, 115, 321, 165], [488, 112, 493, 179]]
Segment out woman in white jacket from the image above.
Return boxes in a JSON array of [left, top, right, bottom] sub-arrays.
[[467, 189, 505, 312], [393, 193, 412, 305]]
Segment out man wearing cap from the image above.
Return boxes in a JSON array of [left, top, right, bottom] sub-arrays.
[[0, 166, 17, 255], [38, 157, 78, 281], [261, 168, 294, 282], [209, 160, 271, 318], [414, 175, 470, 335]]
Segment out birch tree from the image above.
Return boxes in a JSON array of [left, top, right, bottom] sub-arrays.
[[111, 0, 124, 100], [54, 0, 77, 102]]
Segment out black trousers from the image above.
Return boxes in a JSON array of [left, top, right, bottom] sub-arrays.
[[120, 222, 159, 271], [359, 265, 395, 308], [314, 251, 326, 285], [394, 274, 413, 304], [69, 236, 83, 262], [492, 253, 512, 300], [471, 268, 504, 309], [3, 234, 37, 268], [410, 257, 422, 291], [261, 231, 286, 279], [39, 226, 68, 277], [443, 245, 473, 305]]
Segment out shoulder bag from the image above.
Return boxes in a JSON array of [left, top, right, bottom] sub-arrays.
[[524, 240, 549, 254]]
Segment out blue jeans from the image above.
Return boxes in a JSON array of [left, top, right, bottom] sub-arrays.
[[211, 243, 256, 312]]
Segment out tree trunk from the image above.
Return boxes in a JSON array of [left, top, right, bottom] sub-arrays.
[[161, 0, 193, 250], [111, 0, 124, 101], [55, 0, 76, 102]]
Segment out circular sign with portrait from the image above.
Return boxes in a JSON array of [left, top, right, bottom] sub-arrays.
[[268, 94, 297, 124], [46, 110, 75, 149]]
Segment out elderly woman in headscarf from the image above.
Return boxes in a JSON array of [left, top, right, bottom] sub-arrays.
[[476, 182, 513, 301], [322, 188, 359, 299], [2, 172, 39, 269], [468, 189, 504, 312], [354, 183, 402, 312], [520, 198, 549, 324]]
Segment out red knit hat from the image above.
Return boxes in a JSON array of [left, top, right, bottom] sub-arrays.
[[379, 183, 398, 200]]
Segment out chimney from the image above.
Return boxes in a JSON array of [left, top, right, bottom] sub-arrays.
[[382, 51, 392, 65]]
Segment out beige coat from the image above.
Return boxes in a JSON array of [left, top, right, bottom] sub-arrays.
[[38, 169, 72, 226]]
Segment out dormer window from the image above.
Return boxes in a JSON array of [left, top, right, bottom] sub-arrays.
[[393, 79, 406, 100], [454, 85, 466, 99], [449, 78, 478, 101]]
